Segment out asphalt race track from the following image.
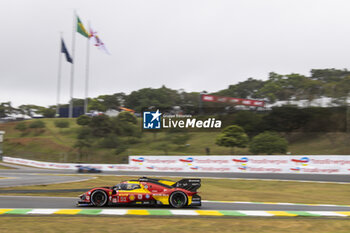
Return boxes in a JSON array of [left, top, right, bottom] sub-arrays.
[[0, 173, 93, 188], [1, 162, 350, 184], [1, 163, 350, 214], [1, 196, 350, 211]]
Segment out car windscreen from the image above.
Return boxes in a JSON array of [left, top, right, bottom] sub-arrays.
[[114, 183, 140, 190]]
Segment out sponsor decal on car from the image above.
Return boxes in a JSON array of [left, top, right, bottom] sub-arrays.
[[153, 194, 169, 197], [129, 194, 135, 201]]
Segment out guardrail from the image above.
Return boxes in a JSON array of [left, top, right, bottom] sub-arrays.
[[3, 155, 350, 174]]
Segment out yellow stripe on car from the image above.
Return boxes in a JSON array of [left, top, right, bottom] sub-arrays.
[[152, 195, 170, 205], [187, 195, 192, 206], [158, 180, 176, 186]]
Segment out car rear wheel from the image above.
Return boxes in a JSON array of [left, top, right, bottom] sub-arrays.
[[169, 191, 187, 208], [91, 190, 108, 207]]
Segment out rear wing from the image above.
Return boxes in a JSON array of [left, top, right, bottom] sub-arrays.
[[172, 179, 201, 192]]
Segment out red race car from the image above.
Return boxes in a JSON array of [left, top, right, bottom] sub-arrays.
[[77, 177, 201, 208]]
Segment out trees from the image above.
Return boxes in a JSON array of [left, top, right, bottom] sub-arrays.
[[215, 78, 265, 99], [74, 112, 140, 157], [18, 105, 55, 118], [40, 107, 56, 118], [216, 125, 249, 154], [263, 106, 310, 133], [249, 132, 288, 154], [54, 120, 70, 129], [112, 111, 139, 137], [88, 93, 125, 112], [15, 122, 27, 132], [29, 120, 45, 129], [88, 115, 112, 137], [233, 111, 264, 137], [125, 86, 181, 112], [76, 115, 91, 126], [214, 68, 350, 104], [28, 120, 46, 135], [0, 102, 14, 117], [74, 139, 92, 161]]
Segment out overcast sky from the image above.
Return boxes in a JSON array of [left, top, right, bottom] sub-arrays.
[[1, 0, 350, 107]]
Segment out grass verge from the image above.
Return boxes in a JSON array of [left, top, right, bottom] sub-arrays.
[[0, 164, 14, 169], [1, 217, 350, 233], [1, 176, 350, 205], [2, 118, 350, 164]]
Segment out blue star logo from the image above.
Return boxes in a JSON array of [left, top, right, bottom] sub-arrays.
[[143, 110, 162, 129]]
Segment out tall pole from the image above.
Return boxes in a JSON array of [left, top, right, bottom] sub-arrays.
[[56, 32, 63, 118], [69, 10, 77, 118], [84, 21, 91, 114], [347, 93, 350, 133], [199, 92, 203, 115]]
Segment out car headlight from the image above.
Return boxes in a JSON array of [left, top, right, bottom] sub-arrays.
[[80, 194, 86, 200]]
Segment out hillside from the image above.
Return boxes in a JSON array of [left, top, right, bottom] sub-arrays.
[[0, 118, 349, 164], [2, 68, 350, 119]]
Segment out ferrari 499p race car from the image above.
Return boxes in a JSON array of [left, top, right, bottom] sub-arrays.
[[77, 177, 201, 208]]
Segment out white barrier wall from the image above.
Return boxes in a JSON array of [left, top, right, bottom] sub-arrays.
[[2, 156, 141, 171], [129, 155, 350, 174], [3, 155, 350, 174]]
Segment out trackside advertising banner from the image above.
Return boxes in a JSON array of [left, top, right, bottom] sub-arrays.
[[2, 156, 141, 171], [3, 155, 350, 174], [129, 155, 350, 174]]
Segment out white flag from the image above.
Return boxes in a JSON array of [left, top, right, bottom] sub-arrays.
[[89, 27, 110, 55]]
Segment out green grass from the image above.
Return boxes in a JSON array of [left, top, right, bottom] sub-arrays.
[[288, 132, 350, 155], [1, 217, 350, 233], [1, 119, 350, 164], [0, 164, 14, 169], [1, 175, 350, 205]]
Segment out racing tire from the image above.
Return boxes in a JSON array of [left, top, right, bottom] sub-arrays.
[[91, 190, 108, 207], [169, 191, 188, 208]]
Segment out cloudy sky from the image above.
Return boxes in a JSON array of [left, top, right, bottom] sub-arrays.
[[1, 0, 350, 107]]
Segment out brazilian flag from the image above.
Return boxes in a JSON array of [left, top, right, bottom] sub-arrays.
[[77, 16, 89, 38]]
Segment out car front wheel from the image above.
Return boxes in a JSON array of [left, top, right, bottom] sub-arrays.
[[91, 190, 108, 207]]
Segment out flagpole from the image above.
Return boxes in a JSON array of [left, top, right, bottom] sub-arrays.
[[69, 10, 77, 118], [84, 21, 91, 114], [56, 32, 63, 118]]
